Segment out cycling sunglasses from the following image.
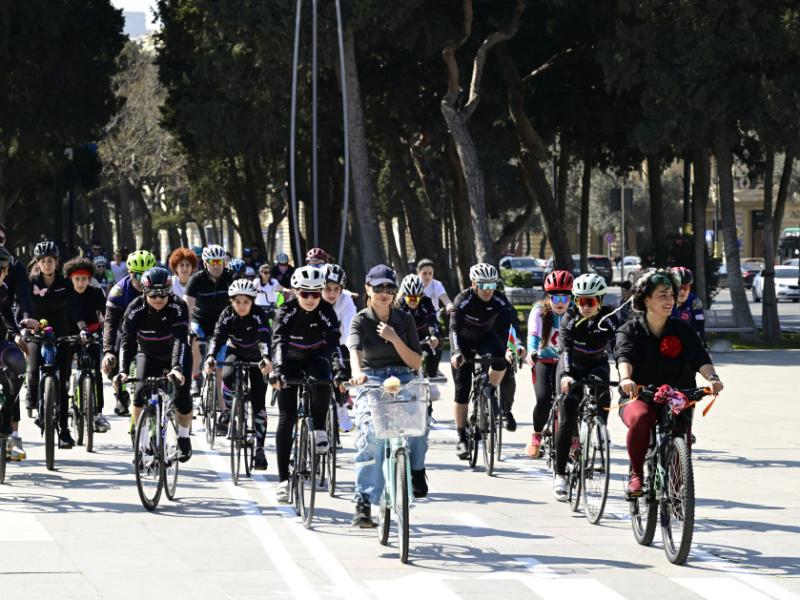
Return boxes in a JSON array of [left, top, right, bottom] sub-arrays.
[[206, 258, 225, 267], [577, 296, 600, 307], [145, 290, 170, 299], [298, 290, 322, 299], [372, 285, 398, 295], [477, 282, 497, 291], [548, 293, 571, 304], [405, 295, 422, 303]]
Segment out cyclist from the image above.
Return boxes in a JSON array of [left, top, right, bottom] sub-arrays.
[[321, 263, 356, 431], [109, 250, 128, 282], [270, 266, 345, 503], [168, 247, 198, 299], [449, 263, 512, 460], [553, 273, 618, 500], [525, 270, 573, 457], [0, 247, 27, 461], [229, 258, 247, 280], [305, 247, 329, 267], [204, 279, 272, 469], [269, 253, 295, 289], [64, 257, 109, 433], [101, 250, 156, 416], [0, 225, 34, 328], [115, 267, 193, 462], [184, 244, 234, 398], [616, 269, 723, 495], [92, 255, 115, 295], [396, 274, 442, 399], [417, 258, 453, 312], [256, 263, 282, 307], [349, 264, 424, 527], [670, 266, 705, 342], [25, 241, 75, 448]]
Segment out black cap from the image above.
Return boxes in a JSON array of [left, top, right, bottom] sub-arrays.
[[365, 264, 397, 286]]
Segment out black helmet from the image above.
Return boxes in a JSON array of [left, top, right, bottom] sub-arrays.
[[34, 241, 59, 258], [140, 267, 171, 295]]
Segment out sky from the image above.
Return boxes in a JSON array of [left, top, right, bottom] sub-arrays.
[[110, 0, 159, 30]]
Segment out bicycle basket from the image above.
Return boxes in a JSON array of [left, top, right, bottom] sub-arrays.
[[366, 382, 427, 439]]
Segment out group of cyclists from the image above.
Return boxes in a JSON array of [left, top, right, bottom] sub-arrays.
[[0, 227, 723, 530]]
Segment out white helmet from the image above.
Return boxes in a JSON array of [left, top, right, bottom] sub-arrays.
[[202, 244, 226, 261], [469, 262, 498, 283], [291, 265, 325, 290], [228, 278, 258, 298], [400, 274, 425, 296], [572, 273, 607, 297]]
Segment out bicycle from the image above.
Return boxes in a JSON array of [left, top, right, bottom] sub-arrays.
[[68, 333, 101, 453], [317, 391, 339, 497], [127, 373, 182, 511], [353, 379, 430, 564], [219, 360, 263, 485], [200, 368, 218, 448], [627, 384, 715, 565], [465, 355, 502, 476], [280, 372, 333, 529], [0, 367, 19, 484]]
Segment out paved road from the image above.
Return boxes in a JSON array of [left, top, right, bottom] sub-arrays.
[[711, 289, 800, 330], [2, 350, 798, 600]]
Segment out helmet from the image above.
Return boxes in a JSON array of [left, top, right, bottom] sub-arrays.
[[93, 255, 108, 268], [400, 274, 425, 297], [671, 266, 693, 285], [140, 267, 171, 294], [229, 258, 246, 273], [322, 263, 346, 286], [202, 244, 226, 261], [572, 273, 607, 297], [34, 241, 59, 258], [228, 278, 259, 298], [305, 247, 328, 262], [290, 265, 325, 290], [244, 266, 256, 279], [0, 247, 13, 268], [126, 250, 156, 274], [469, 262, 498, 283], [544, 270, 574, 292], [276, 252, 289, 265]]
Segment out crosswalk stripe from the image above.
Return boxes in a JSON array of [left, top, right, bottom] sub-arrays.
[[672, 577, 774, 600], [366, 572, 462, 600]]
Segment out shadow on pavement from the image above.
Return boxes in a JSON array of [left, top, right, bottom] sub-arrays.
[[424, 491, 536, 505], [689, 542, 800, 576]]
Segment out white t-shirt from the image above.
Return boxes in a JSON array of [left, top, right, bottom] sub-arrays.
[[172, 277, 189, 299], [332, 292, 357, 343], [423, 279, 447, 310], [110, 262, 128, 282], [255, 278, 280, 307]]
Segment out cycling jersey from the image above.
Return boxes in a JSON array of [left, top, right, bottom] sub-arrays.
[[67, 286, 105, 334], [185, 268, 235, 331], [558, 304, 619, 377], [527, 304, 563, 360], [449, 288, 513, 356], [270, 265, 295, 288], [671, 291, 705, 341], [271, 298, 344, 376], [29, 273, 72, 335], [206, 305, 272, 363], [0, 283, 20, 339], [119, 295, 190, 375], [397, 295, 440, 341], [103, 275, 141, 355]]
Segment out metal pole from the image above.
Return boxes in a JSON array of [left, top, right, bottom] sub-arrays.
[[289, 0, 303, 262], [311, 0, 319, 247], [335, 0, 350, 265], [621, 185, 626, 285]]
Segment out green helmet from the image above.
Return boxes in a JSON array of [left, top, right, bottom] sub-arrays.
[[126, 250, 156, 274]]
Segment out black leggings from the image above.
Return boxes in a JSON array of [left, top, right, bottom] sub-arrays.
[[421, 342, 442, 378], [221, 353, 268, 446], [275, 357, 332, 482], [133, 352, 193, 415], [26, 340, 72, 429], [0, 341, 26, 435], [532, 360, 558, 432], [499, 364, 516, 413]]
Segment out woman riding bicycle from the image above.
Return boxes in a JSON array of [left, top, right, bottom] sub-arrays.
[[0, 247, 27, 460], [348, 265, 423, 528], [616, 269, 723, 495], [525, 269, 573, 458]]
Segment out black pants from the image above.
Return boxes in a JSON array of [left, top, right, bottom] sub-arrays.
[[27, 340, 72, 429], [452, 337, 507, 405], [499, 363, 516, 413], [532, 360, 558, 432], [133, 352, 192, 415], [221, 351, 268, 446], [0, 341, 26, 435], [275, 357, 331, 481], [421, 342, 442, 378]]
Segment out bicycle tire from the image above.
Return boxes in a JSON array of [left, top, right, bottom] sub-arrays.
[[202, 376, 216, 448], [495, 407, 503, 463], [299, 418, 317, 528], [325, 404, 337, 496], [43, 376, 56, 471], [290, 421, 301, 516], [568, 433, 582, 512], [242, 395, 252, 479], [396, 448, 410, 564], [631, 458, 658, 546], [70, 378, 83, 447], [134, 406, 163, 511], [378, 500, 391, 545], [0, 436, 6, 484], [83, 374, 95, 453], [164, 412, 179, 501], [482, 392, 495, 476], [582, 419, 610, 525], [468, 410, 479, 468], [661, 436, 695, 565], [230, 395, 243, 485]]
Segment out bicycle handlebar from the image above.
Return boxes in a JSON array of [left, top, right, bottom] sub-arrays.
[[636, 385, 713, 402]]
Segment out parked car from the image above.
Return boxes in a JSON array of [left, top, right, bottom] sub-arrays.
[[612, 255, 642, 284], [543, 254, 612, 286], [741, 258, 765, 289], [751, 266, 800, 303], [499, 255, 545, 287], [784, 258, 799, 266], [544, 256, 582, 283]]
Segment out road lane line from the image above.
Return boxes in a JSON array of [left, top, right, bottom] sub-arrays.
[[692, 549, 800, 600], [672, 577, 774, 600], [366, 572, 462, 600]]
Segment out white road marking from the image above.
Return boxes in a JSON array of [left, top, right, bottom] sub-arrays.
[[366, 572, 462, 600], [692, 549, 800, 600], [0, 512, 53, 542], [672, 577, 775, 600]]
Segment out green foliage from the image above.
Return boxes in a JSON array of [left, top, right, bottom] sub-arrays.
[[501, 268, 534, 289]]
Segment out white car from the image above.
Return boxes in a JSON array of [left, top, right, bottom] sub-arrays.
[[612, 256, 642, 284], [752, 266, 800, 303], [499, 255, 545, 287]]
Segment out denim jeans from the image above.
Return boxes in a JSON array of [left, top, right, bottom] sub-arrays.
[[352, 367, 428, 505]]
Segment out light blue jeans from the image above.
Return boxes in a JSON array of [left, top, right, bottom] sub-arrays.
[[352, 367, 428, 505]]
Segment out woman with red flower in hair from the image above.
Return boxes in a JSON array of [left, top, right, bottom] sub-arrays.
[[615, 269, 724, 495]]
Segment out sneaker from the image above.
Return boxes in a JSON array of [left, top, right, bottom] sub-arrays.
[[59, 430, 75, 449], [411, 469, 428, 498], [315, 430, 329, 454], [94, 414, 110, 433], [337, 404, 353, 433], [526, 433, 542, 458], [190, 377, 201, 396], [8, 436, 25, 461], [114, 390, 130, 416], [553, 475, 568, 501], [351, 500, 375, 528], [504, 412, 517, 432], [254, 447, 268, 470], [627, 473, 643, 497], [177, 437, 192, 462], [456, 440, 469, 460], [217, 409, 230, 433], [276, 480, 290, 504]]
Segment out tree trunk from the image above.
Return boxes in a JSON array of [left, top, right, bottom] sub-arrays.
[[239, 158, 265, 248], [682, 155, 692, 231], [647, 153, 667, 267], [760, 147, 780, 342], [383, 213, 403, 272], [446, 137, 475, 287], [773, 151, 795, 258], [556, 143, 569, 223], [579, 152, 591, 273], [117, 181, 136, 250], [713, 133, 756, 332], [343, 28, 385, 270], [407, 139, 445, 269], [691, 147, 711, 307]]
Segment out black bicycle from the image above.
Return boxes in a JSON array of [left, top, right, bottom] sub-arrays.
[[317, 390, 339, 496], [0, 367, 21, 484], [219, 360, 263, 485], [200, 369, 218, 448], [68, 333, 101, 453], [628, 385, 714, 565], [465, 355, 502, 476]]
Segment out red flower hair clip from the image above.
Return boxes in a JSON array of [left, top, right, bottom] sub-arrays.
[[660, 335, 682, 358]]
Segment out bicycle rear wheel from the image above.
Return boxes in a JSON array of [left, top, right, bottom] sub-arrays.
[[378, 500, 391, 545], [290, 421, 301, 516], [468, 409, 479, 468], [495, 408, 503, 462], [630, 458, 658, 546], [242, 396, 252, 479], [395, 448, 410, 564], [202, 376, 216, 448], [83, 375, 95, 453], [43, 376, 56, 471], [324, 404, 337, 496], [661, 437, 695, 565], [582, 419, 610, 524], [299, 418, 317, 528], [164, 412, 180, 501], [134, 407, 163, 511]]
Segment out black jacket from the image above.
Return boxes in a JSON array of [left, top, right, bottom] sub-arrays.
[[558, 304, 620, 377], [207, 305, 272, 362], [29, 273, 72, 335], [449, 288, 513, 355], [397, 296, 440, 341], [119, 295, 190, 373], [271, 298, 343, 374]]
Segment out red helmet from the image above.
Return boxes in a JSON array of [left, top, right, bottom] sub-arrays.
[[305, 247, 328, 262], [671, 266, 693, 285], [544, 270, 574, 292]]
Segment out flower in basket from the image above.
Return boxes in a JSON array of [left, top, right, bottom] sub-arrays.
[[653, 384, 690, 415], [659, 335, 682, 358], [382, 376, 401, 394]]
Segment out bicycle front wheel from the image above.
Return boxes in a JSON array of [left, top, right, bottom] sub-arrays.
[[299, 418, 317, 528], [202, 377, 216, 448], [582, 419, 610, 524], [134, 407, 163, 511], [468, 410, 479, 469], [83, 375, 95, 453], [164, 412, 180, 501], [482, 393, 496, 476], [661, 436, 695, 564], [230, 396, 243, 485], [43, 376, 57, 471], [324, 404, 337, 496], [568, 436, 582, 512], [395, 448, 410, 564], [495, 407, 503, 462], [631, 458, 658, 546]]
